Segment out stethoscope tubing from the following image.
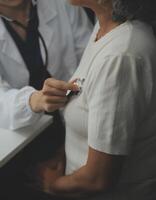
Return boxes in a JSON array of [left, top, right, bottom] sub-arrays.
[[0, 12, 48, 69]]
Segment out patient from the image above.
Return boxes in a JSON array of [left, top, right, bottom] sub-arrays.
[[34, 0, 156, 199]]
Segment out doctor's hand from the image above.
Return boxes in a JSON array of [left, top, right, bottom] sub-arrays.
[[29, 78, 78, 113]]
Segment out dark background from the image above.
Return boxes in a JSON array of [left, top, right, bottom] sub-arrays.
[[84, 8, 95, 24]]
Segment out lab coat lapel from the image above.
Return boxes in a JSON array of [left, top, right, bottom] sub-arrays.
[[0, 19, 24, 65], [0, 0, 58, 66], [37, 0, 57, 49]]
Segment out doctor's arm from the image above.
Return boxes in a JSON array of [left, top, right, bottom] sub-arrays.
[[0, 76, 78, 130], [0, 75, 41, 130], [49, 147, 124, 197]]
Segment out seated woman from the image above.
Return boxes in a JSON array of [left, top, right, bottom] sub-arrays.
[[34, 0, 156, 199]]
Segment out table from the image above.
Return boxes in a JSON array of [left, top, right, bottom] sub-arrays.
[[0, 115, 53, 168]]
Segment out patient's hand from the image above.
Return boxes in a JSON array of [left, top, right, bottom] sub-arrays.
[[37, 158, 65, 193], [36, 147, 66, 193], [25, 147, 65, 193]]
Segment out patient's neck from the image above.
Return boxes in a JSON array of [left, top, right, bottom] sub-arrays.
[[90, 4, 120, 41], [96, 13, 120, 41]]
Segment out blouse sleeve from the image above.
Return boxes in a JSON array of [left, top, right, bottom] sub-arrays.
[[87, 55, 149, 155]]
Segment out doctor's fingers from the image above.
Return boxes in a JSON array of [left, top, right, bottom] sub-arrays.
[[42, 86, 67, 97], [43, 103, 65, 113], [42, 95, 68, 104], [44, 78, 78, 91]]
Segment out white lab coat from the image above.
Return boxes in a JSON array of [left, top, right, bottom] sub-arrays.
[[0, 0, 92, 130]]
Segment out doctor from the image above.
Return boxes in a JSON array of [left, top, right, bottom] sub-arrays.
[[0, 0, 92, 130]]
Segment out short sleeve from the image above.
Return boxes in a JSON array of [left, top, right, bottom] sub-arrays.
[[87, 55, 146, 155]]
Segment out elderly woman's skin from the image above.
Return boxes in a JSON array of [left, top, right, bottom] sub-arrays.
[[69, 0, 119, 41]]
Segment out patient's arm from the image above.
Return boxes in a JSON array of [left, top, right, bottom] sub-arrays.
[[50, 147, 124, 197]]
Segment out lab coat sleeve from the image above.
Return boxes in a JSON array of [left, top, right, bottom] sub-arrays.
[[64, 1, 93, 62], [0, 76, 43, 130]]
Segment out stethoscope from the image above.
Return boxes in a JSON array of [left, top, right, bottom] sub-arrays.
[[0, 2, 48, 68]]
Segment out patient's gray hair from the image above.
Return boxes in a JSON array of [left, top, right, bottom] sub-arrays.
[[96, 0, 156, 24], [96, 0, 156, 35]]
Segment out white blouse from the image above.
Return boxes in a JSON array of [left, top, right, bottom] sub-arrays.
[[64, 19, 156, 197]]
